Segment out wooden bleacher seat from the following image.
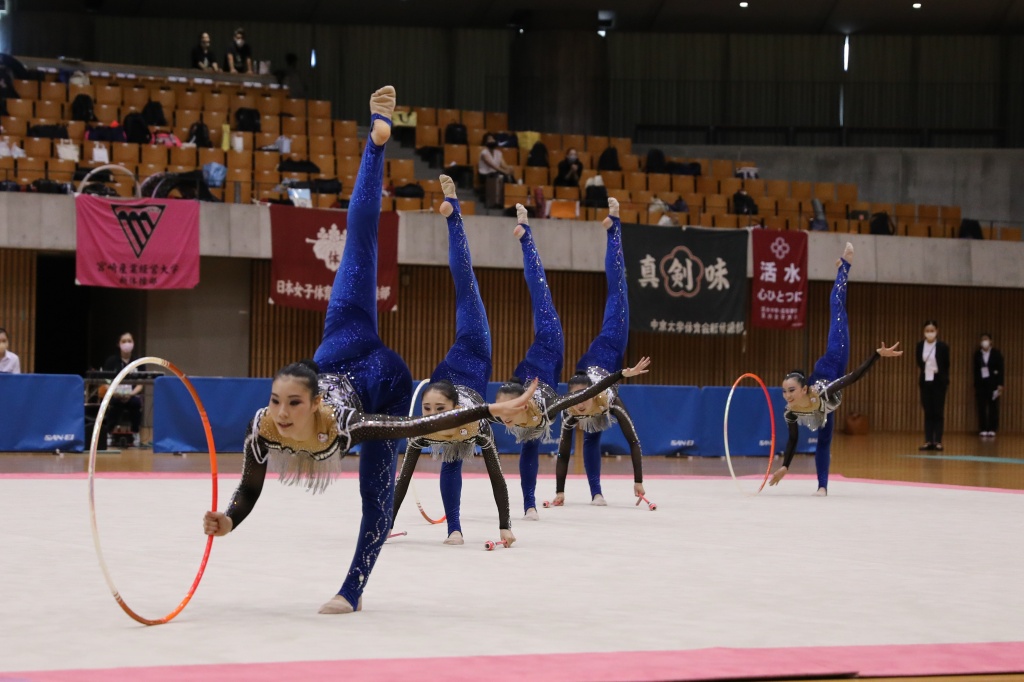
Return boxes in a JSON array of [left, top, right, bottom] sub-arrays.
[[308, 135, 332, 156], [436, 108, 460, 130], [998, 226, 1021, 241], [601, 170, 623, 189], [940, 205, 961, 227], [554, 186, 580, 201], [34, 100, 63, 120], [415, 124, 440, 150], [334, 120, 358, 138], [609, 137, 631, 155], [743, 178, 767, 197], [540, 132, 562, 150], [227, 150, 253, 170], [625, 171, 647, 192], [504, 183, 529, 208], [23, 137, 51, 158], [894, 204, 916, 222], [256, 93, 281, 116], [870, 202, 894, 216], [719, 177, 742, 196], [608, 188, 631, 203], [836, 183, 857, 204], [48, 158, 75, 182], [14, 79, 39, 99], [777, 197, 802, 220], [669, 175, 694, 194], [141, 145, 168, 167], [111, 142, 140, 166], [260, 114, 281, 136], [906, 223, 930, 238], [338, 155, 361, 177], [715, 214, 740, 229], [813, 182, 835, 203], [443, 144, 469, 167], [308, 118, 331, 137], [763, 216, 787, 231], [395, 197, 424, 211], [281, 98, 306, 118], [547, 200, 579, 219], [462, 111, 485, 129], [308, 100, 331, 119], [586, 136, 609, 156], [312, 155, 336, 176], [524, 166, 549, 187], [414, 107, 437, 126], [281, 116, 306, 137], [562, 134, 585, 152], [93, 103, 120, 123], [16, 157, 47, 184], [484, 112, 508, 131], [704, 194, 728, 214], [96, 84, 123, 106], [647, 173, 671, 193], [709, 159, 733, 179], [695, 176, 718, 195], [790, 181, 812, 200], [6, 99, 33, 118], [169, 147, 197, 168], [765, 179, 789, 198], [254, 151, 280, 172], [335, 137, 360, 157]]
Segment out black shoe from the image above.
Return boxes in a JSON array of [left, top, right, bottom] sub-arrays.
[[919, 443, 935, 451], [934, 443, 944, 451]]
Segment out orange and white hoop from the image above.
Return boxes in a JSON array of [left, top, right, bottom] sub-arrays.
[[87, 356, 218, 625], [723, 372, 776, 496]]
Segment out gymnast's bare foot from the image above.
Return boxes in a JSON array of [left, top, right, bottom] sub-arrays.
[[513, 203, 529, 239], [837, 241, 854, 268], [591, 493, 607, 506], [602, 197, 620, 229], [318, 595, 362, 614], [550, 492, 565, 506], [524, 507, 539, 520], [813, 487, 828, 497], [443, 530, 465, 545], [438, 174, 457, 217], [369, 85, 396, 146]]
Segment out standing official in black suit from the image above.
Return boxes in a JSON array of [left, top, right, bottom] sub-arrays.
[[916, 320, 950, 451], [973, 332, 1004, 438]]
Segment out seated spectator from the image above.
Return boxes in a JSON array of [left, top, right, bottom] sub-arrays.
[[0, 327, 20, 374], [101, 332, 143, 447], [191, 32, 220, 72], [226, 28, 253, 75], [553, 148, 583, 187], [732, 188, 759, 215], [597, 146, 621, 171], [478, 133, 514, 183]]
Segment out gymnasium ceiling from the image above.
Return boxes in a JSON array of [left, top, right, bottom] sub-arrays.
[[17, 0, 1024, 33]]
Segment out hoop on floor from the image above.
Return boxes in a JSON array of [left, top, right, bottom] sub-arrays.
[[407, 379, 446, 525], [87, 356, 218, 625], [723, 372, 776, 496]]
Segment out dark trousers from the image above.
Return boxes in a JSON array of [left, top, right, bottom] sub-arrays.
[[975, 387, 1000, 433], [106, 396, 142, 433], [920, 381, 947, 444]]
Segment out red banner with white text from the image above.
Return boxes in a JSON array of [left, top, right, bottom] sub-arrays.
[[75, 196, 200, 289], [751, 229, 808, 329], [269, 205, 399, 312]]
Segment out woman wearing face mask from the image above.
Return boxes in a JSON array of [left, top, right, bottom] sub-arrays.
[[551, 198, 645, 507], [916, 320, 950, 450], [201, 89, 538, 615], [226, 27, 253, 74], [974, 333, 1004, 438], [391, 175, 513, 547], [478, 133, 514, 184], [768, 243, 903, 495], [553, 148, 584, 187], [494, 204, 651, 520], [101, 332, 144, 447], [0, 327, 21, 374]]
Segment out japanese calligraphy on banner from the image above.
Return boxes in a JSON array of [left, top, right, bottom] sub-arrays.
[[269, 205, 399, 312], [621, 225, 748, 335], [75, 195, 200, 289], [751, 229, 807, 329]]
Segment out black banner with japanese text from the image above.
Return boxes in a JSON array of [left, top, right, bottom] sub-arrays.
[[622, 225, 747, 335]]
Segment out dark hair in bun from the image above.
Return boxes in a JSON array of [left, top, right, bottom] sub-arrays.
[[497, 375, 526, 398], [276, 359, 321, 397]]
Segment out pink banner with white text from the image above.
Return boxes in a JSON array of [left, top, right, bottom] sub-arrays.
[[75, 195, 200, 289], [750, 229, 808, 329]]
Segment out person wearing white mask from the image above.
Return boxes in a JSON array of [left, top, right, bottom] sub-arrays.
[[973, 333, 1004, 438], [101, 332, 144, 447], [915, 320, 950, 451], [0, 327, 21, 374], [226, 27, 253, 74], [553, 148, 584, 187]]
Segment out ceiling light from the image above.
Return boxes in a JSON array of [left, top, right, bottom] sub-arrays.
[[912, 2, 921, 7], [739, 2, 748, 6]]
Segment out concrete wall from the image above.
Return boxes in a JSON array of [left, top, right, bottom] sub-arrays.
[[1, 193, 1023, 287], [641, 145, 1024, 225], [146, 257, 252, 378]]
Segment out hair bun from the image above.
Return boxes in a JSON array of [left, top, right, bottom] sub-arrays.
[[299, 358, 321, 374], [508, 375, 524, 385]]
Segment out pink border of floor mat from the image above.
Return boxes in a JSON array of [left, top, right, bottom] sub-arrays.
[[8, 641, 1023, 682]]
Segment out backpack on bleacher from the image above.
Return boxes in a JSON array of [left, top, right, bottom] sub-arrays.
[[869, 212, 894, 236], [141, 101, 167, 126], [958, 218, 983, 239], [495, 131, 518, 148], [188, 121, 213, 148], [234, 107, 261, 133], [444, 122, 468, 145], [27, 124, 69, 139], [584, 184, 609, 208], [645, 148, 666, 174], [71, 94, 97, 122], [394, 183, 425, 198], [122, 113, 152, 144], [526, 142, 549, 168], [597, 146, 621, 171]]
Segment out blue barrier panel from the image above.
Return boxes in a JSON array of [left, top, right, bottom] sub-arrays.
[[153, 376, 272, 453], [0, 374, 85, 451], [699, 386, 815, 457], [595, 385, 701, 456]]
